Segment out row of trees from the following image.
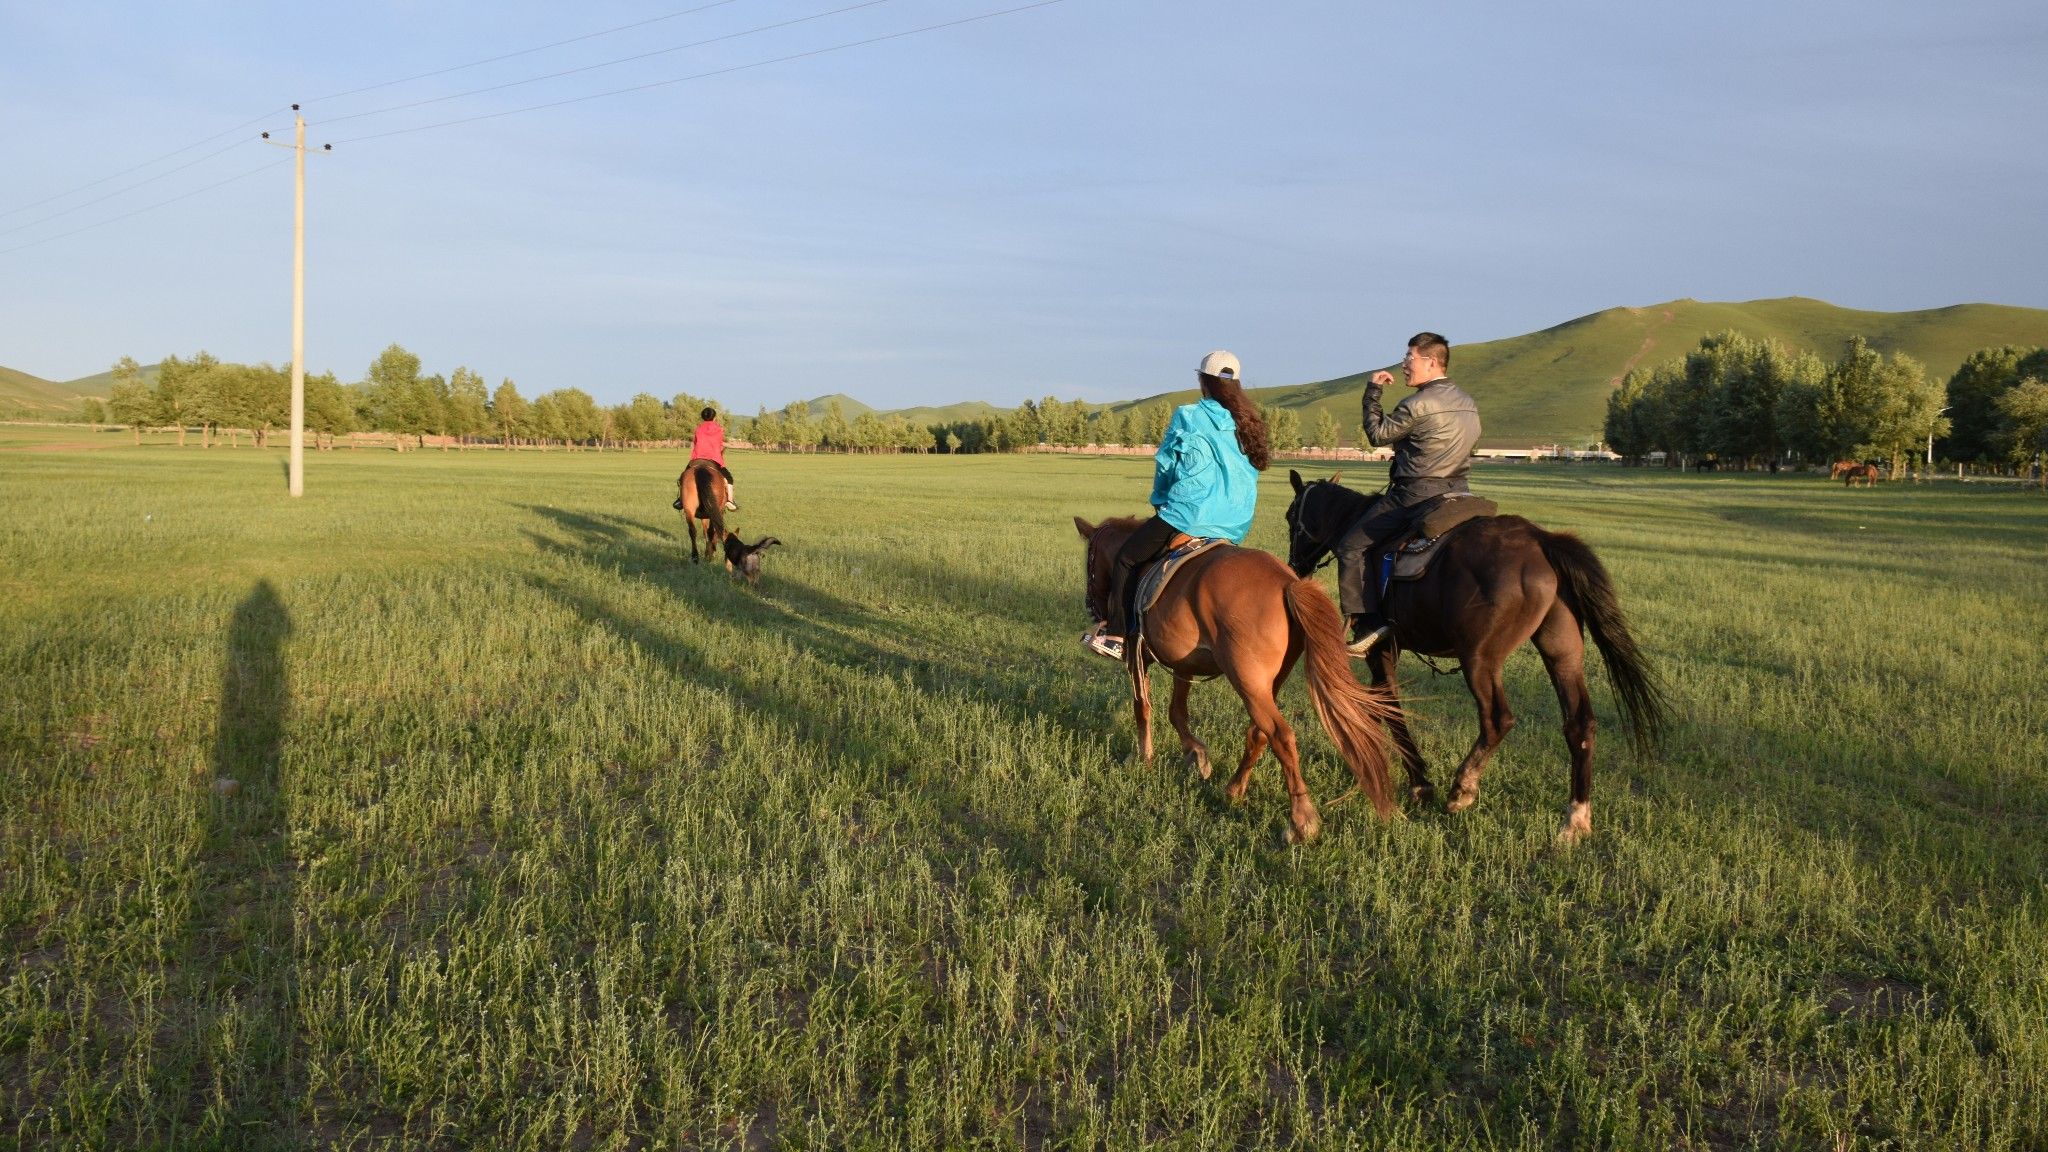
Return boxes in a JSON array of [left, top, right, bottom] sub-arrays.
[[1604, 332, 2048, 476], [92, 345, 731, 448]]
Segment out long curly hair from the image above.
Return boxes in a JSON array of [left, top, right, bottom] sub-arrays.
[[1200, 372, 1271, 471]]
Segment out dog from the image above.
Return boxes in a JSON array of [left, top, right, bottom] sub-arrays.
[[722, 534, 782, 584]]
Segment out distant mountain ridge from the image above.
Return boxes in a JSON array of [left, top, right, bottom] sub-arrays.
[[801, 297, 2048, 447], [10, 298, 2046, 441]]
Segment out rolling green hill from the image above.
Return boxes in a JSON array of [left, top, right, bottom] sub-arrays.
[[58, 361, 160, 401], [1096, 298, 2048, 447], [0, 366, 83, 415]]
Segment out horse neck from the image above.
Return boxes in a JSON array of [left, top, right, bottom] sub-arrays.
[[1315, 484, 1371, 540]]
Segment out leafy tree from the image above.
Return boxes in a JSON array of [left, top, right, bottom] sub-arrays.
[[623, 393, 667, 444], [446, 367, 490, 441], [1265, 405, 1303, 452], [305, 372, 354, 437], [1993, 378, 2048, 484], [1942, 346, 2042, 464], [107, 356, 153, 442], [80, 397, 108, 423], [490, 380, 527, 445], [1312, 410, 1341, 450], [154, 352, 220, 445], [1833, 340, 1945, 476]]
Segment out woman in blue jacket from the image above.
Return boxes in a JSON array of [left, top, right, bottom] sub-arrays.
[[1086, 350, 1272, 659]]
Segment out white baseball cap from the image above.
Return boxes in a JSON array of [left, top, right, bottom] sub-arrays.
[[1198, 350, 1241, 380]]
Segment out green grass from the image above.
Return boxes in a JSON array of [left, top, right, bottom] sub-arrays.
[[3, 443, 2045, 1149]]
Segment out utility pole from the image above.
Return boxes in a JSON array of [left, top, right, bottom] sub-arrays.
[[263, 107, 329, 497]]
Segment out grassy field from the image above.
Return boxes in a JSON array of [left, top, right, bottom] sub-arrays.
[[3, 434, 2045, 1149]]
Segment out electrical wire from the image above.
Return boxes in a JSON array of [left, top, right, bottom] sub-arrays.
[[0, 137, 261, 239], [329, 0, 1067, 145], [0, 107, 287, 220], [305, 0, 749, 104], [319, 0, 896, 127], [0, 157, 291, 258]]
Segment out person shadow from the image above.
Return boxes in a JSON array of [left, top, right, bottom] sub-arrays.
[[156, 579, 297, 1137]]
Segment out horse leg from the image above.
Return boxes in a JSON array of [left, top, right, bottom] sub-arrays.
[[1168, 674, 1211, 779], [1369, 644, 1432, 805], [1446, 655, 1515, 814], [685, 512, 700, 563], [1128, 653, 1154, 764], [1223, 670, 1316, 843], [1535, 604, 1597, 844], [1223, 723, 1268, 803]]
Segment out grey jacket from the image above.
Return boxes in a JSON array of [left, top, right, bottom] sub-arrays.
[[1363, 377, 1481, 490]]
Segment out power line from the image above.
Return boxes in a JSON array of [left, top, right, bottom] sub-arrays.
[[0, 107, 287, 220], [305, 0, 750, 104], [329, 0, 1068, 146], [0, 157, 291, 258], [0, 137, 262, 239], [319, 0, 897, 128]]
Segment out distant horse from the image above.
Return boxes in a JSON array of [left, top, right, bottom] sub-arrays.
[[1282, 471, 1667, 843], [1075, 516, 1404, 844], [1833, 461, 1881, 488], [674, 461, 729, 563]]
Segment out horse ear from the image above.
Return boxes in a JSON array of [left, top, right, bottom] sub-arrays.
[[1328, 471, 1343, 485], [1288, 469, 1304, 493], [1073, 516, 1096, 539]]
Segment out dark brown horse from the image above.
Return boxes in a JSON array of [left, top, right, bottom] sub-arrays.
[[1832, 461, 1881, 488], [1076, 516, 1404, 843], [675, 461, 729, 563], [1282, 472, 1666, 843]]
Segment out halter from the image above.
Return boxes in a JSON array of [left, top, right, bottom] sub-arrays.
[[1290, 482, 1341, 576]]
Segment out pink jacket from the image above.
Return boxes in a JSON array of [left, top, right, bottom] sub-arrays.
[[689, 421, 725, 466]]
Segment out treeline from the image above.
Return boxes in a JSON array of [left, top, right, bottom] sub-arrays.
[[737, 396, 1349, 455], [1604, 331, 2048, 475], [88, 344, 730, 448]]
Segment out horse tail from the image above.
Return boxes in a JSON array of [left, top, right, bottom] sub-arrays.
[[1537, 529, 1668, 758], [694, 464, 725, 536], [1282, 576, 1400, 816]]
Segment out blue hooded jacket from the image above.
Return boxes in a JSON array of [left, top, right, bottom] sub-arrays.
[[1150, 398, 1259, 543]]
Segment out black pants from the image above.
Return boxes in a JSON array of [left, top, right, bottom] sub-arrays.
[[1334, 480, 1466, 617], [1108, 514, 1181, 638]]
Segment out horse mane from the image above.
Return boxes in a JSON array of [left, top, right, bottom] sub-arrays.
[[1097, 514, 1149, 533]]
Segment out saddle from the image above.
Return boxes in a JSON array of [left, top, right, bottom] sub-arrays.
[[1134, 534, 1228, 631], [1375, 494, 1497, 598]]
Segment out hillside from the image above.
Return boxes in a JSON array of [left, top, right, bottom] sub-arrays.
[[1097, 298, 2048, 447], [59, 361, 161, 400], [0, 366, 83, 415]]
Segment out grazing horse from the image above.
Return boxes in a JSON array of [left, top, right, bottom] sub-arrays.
[[674, 460, 729, 563], [1075, 516, 1404, 844], [1833, 461, 1881, 488], [1282, 472, 1667, 844]]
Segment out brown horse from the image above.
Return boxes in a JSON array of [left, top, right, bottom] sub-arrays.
[[1075, 516, 1404, 843], [1833, 461, 1881, 488], [674, 461, 729, 563], [1282, 472, 1667, 843]]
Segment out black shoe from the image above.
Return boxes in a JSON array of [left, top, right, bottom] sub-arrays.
[[671, 498, 683, 510]]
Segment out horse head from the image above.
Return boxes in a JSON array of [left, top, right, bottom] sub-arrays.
[[1073, 515, 1139, 623], [1284, 469, 1346, 578]]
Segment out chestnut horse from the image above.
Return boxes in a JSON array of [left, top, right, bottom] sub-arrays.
[[1282, 472, 1667, 843], [1075, 516, 1403, 843], [1832, 461, 1881, 488], [674, 461, 729, 563]]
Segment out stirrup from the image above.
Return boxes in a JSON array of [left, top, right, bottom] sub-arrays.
[[724, 501, 739, 511], [1345, 624, 1391, 658], [1082, 622, 1126, 661]]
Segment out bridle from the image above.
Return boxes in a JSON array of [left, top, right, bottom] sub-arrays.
[[1289, 482, 1340, 577]]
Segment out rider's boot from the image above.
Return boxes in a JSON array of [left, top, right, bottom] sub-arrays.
[[1346, 614, 1391, 658], [724, 479, 739, 512]]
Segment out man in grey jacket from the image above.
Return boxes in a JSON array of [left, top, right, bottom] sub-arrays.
[[1335, 331, 1482, 656]]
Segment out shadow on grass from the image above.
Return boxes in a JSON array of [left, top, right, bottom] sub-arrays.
[[156, 579, 299, 1142]]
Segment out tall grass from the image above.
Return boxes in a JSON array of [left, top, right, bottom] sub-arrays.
[[3, 440, 2044, 1149]]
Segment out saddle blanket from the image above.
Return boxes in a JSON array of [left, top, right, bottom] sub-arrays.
[[1134, 536, 1228, 628], [1381, 494, 1498, 591]]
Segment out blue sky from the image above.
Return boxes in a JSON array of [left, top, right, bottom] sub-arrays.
[[4, 0, 2044, 411]]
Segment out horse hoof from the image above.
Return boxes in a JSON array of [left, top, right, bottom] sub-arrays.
[[1444, 790, 1477, 814], [1409, 784, 1436, 807], [1283, 819, 1320, 846], [1555, 803, 1593, 846], [1183, 748, 1212, 780]]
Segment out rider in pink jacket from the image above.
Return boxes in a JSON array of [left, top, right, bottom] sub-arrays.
[[688, 407, 738, 511]]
